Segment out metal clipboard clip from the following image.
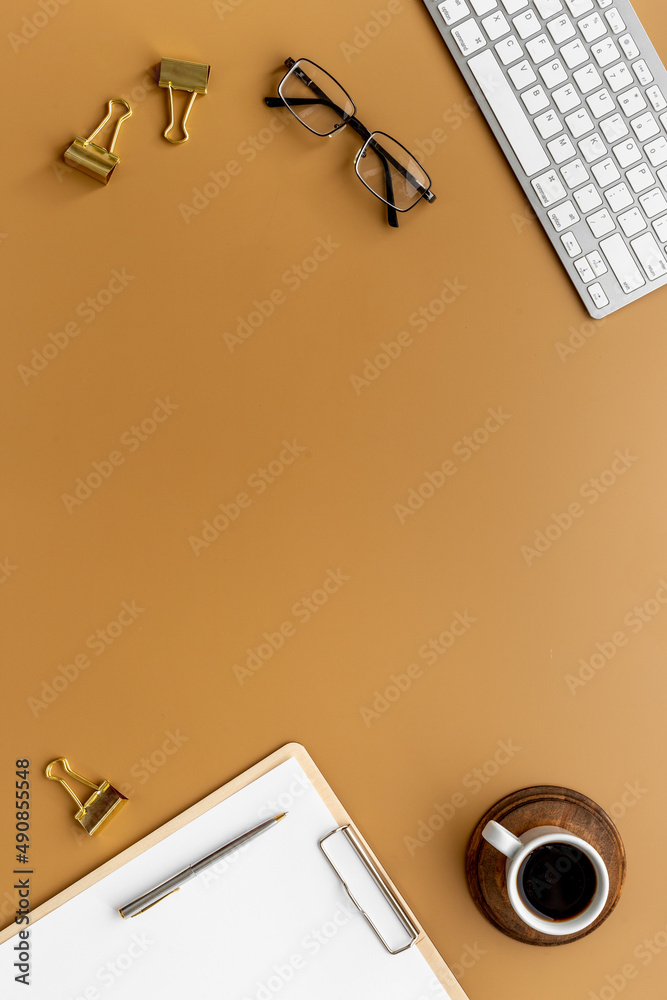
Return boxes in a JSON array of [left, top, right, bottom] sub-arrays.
[[45, 757, 127, 835], [158, 58, 210, 143], [63, 99, 132, 184], [319, 825, 420, 954]]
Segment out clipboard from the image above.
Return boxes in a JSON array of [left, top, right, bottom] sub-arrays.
[[0, 743, 469, 999]]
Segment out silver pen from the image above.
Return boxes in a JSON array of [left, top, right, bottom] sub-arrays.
[[118, 813, 286, 918]]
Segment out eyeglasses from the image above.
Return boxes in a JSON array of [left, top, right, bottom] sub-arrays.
[[264, 58, 436, 228]]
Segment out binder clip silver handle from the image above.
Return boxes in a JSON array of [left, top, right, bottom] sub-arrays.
[[63, 99, 132, 184], [159, 58, 210, 144]]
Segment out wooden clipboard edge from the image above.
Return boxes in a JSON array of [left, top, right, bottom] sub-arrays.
[[0, 742, 470, 999]]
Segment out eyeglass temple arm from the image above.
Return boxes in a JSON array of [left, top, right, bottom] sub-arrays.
[[265, 96, 342, 113], [379, 152, 399, 228]]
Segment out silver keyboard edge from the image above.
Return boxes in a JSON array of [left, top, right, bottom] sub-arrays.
[[422, 0, 667, 318]]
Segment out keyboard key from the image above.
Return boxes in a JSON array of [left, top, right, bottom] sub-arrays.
[[548, 15, 576, 43], [513, 9, 540, 38], [574, 64, 603, 94], [483, 11, 511, 38], [604, 9, 625, 33], [631, 112, 660, 141], [658, 165, 667, 189], [588, 282, 610, 308], [653, 217, 667, 242], [561, 230, 582, 256], [499, 0, 528, 11], [618, 33, 640, 59], [613, 137, 641, 167], [605, 181, 634, 212], [553, 83, 581, 113], [579, 132, 607, 161], [467, 50, 550, 173], [592, 38, 621, 66], [565, 0, 593, 13], [640, 188, 667, 217], [495, 34, 524, 63], [535, 0, 563, 15], [548, 134, 577, 162], [587, 249, 608, 275], [578, 13, 607, 42], [626, 162, 655, 192], [618, 87, 647, 117], [509, 60, 537, 88], [587, 207, 616, 236], [646, 86, 667, 112], [618, 206, 647, 236], [548, 200, 580, 230], [644, 137, 667, 168], [540, 58, 568, 87], [596, 0, 613, 6], [522, 85, 550, 114], [452, 17, 488, 53], [574, 182, 603, 211], [587, 88, 616, 117], [604, 63, 634, 93], [470, 0, 499, 12], [534, 108, 563, 137], [439, 0, 470, 24], [592, 156, 621, 185], [526, 34, 556, 63], [566, 108, 594, 137], [600, 113, 628, 141], [631, 232, 667, 278], [599, 232, 646, 291], [561, 39, 589, 68], [532, 168, 568, 206], [561, 157, 590, 186], [575, 256, 596, 281], [632, 60, 653, 86]]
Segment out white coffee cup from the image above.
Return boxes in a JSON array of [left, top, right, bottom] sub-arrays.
[[482, 821, 609, 936]]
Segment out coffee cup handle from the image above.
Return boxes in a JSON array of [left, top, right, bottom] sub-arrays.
[[482, 820, 523, 859]]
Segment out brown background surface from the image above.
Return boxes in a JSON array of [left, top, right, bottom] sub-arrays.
[[1, 0, 666, 997]]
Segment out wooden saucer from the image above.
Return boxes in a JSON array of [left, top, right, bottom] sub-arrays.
[[465, 786, 626, 946]]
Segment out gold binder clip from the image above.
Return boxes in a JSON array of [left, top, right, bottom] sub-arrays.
[[159, 58, 210, 143], [64, 99, 132, 184], [45, 757, 127, 835]]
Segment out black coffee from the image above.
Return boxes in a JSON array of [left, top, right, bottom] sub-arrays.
[[519, 843, 597, 921]]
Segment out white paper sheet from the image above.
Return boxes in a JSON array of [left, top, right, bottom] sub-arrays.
[[0, 758, 452, 1000]]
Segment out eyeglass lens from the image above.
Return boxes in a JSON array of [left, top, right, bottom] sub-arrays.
[[356, 133, 431, 212], [279, 60, 355, 137]]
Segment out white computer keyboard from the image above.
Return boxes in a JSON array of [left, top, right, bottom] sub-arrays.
[[421, 0, 667, 317]]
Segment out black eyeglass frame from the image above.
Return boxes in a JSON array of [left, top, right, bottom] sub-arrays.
[[264, 58, 436, 228]]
